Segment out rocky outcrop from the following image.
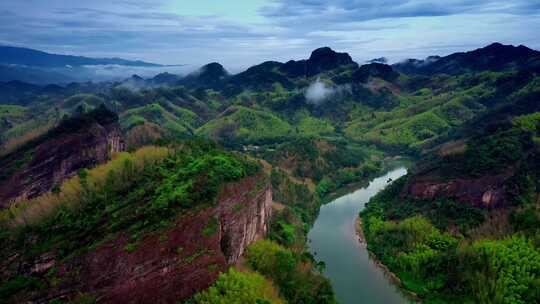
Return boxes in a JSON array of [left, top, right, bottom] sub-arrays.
[[0, 111, 124, 208], [217, 175, 272, 264], [306, 47, 356, 76], [1, 174, 272, 303], [403, 169, 515, 208], [282, 47, 357, 77]]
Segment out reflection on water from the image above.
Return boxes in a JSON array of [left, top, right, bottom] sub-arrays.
[[308, 167, 410, 304]]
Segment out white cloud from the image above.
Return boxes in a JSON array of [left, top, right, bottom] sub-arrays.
[[0, 0, 539, 71], [305, 78, 350, 105]]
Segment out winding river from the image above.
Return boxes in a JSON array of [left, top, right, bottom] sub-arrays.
[[307, 167, 410, 304]]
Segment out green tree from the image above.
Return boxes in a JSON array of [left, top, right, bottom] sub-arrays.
[[194, 268, 282, 304], [465, 236, 540, 304]]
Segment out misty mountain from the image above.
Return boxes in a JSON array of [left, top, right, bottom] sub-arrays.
[[3, 42, 540, 104], [150, 72, 183, 86], [366, 57, 388, 64], [0, 80, 111, 105], [178, 63, 229, 88], [0, 64, 74, 84], [0, 46, 162, 68], [393, 42, 540, 75], [0, 46, 190, 85], [107, 48, 357, 94]]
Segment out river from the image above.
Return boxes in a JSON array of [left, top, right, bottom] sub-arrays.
[[307, 167, 410, 304]]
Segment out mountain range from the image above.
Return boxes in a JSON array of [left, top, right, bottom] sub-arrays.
[[106, 43, 540, 91], [1, 42, 540, 304], [0, 46, 183, 84], [0, 46, 162, 68], [2, 42, 540, 86]]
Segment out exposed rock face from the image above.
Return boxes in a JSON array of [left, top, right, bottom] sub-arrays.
[[404, 170, 514, 208], [1, 174, 272, 303], [307, 47, 356, 76], [0, 119, 124, 208], [218, 175, 272, 264]]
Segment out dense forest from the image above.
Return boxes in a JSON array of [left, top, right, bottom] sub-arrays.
[[361, 99, 540, 302]]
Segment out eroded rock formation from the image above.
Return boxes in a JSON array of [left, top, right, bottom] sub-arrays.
[[0, 118, 124, 208], [403, 168, 515, 208]]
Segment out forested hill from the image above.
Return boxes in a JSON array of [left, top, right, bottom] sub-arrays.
[[357, 49, 540, 302], [360, 84, 540, 302], [393, 42, 540, 75]]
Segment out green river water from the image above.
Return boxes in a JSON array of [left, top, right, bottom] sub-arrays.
[[308, 167, 411, 304]]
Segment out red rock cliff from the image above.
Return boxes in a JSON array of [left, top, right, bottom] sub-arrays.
[[0, 119, 124, 208], [404, 172, 512, 208], [1, 174, 272, 303], [401, 163, 516, 209]]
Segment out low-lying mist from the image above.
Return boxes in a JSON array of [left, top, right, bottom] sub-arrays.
[[65, 64, 194, 82], [304, 78, 350, 105], [0, 64, 196, 85]]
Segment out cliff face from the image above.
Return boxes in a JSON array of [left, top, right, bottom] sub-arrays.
[[217, 175, 272, 264], [0, 120, 124, 208], [1, 174, 272, 303], [404, 169, 515, 208]]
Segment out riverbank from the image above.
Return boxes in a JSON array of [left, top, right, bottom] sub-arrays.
[[355, 215, 421, 302], [321, 157, 413, 204]]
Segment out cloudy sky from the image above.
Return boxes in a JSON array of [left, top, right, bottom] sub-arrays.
[[1, 0, 540, 72]]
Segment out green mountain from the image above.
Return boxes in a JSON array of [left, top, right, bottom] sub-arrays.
[[360, 81, 540, 302], [197, 105, 293, 145], [393, 42, 540, 75]]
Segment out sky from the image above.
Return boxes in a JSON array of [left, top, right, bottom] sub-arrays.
[[1, 0, 540, 72]]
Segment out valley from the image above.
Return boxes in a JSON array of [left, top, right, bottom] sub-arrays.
[[0, 42, 539, 303]]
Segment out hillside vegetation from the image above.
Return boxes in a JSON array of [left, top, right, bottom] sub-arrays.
[[0, 141, 261, 302], [360, 110, 540, 303]]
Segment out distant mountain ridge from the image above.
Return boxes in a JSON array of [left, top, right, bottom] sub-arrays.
[[116, 47, 358, 93], [0, 46, 187, 85], [3, 42, 540, 97], [141, 43, 540, 92], [0, 45, 163, 68], [393, 42, 540, 75], [3, 42, 539, 86]]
